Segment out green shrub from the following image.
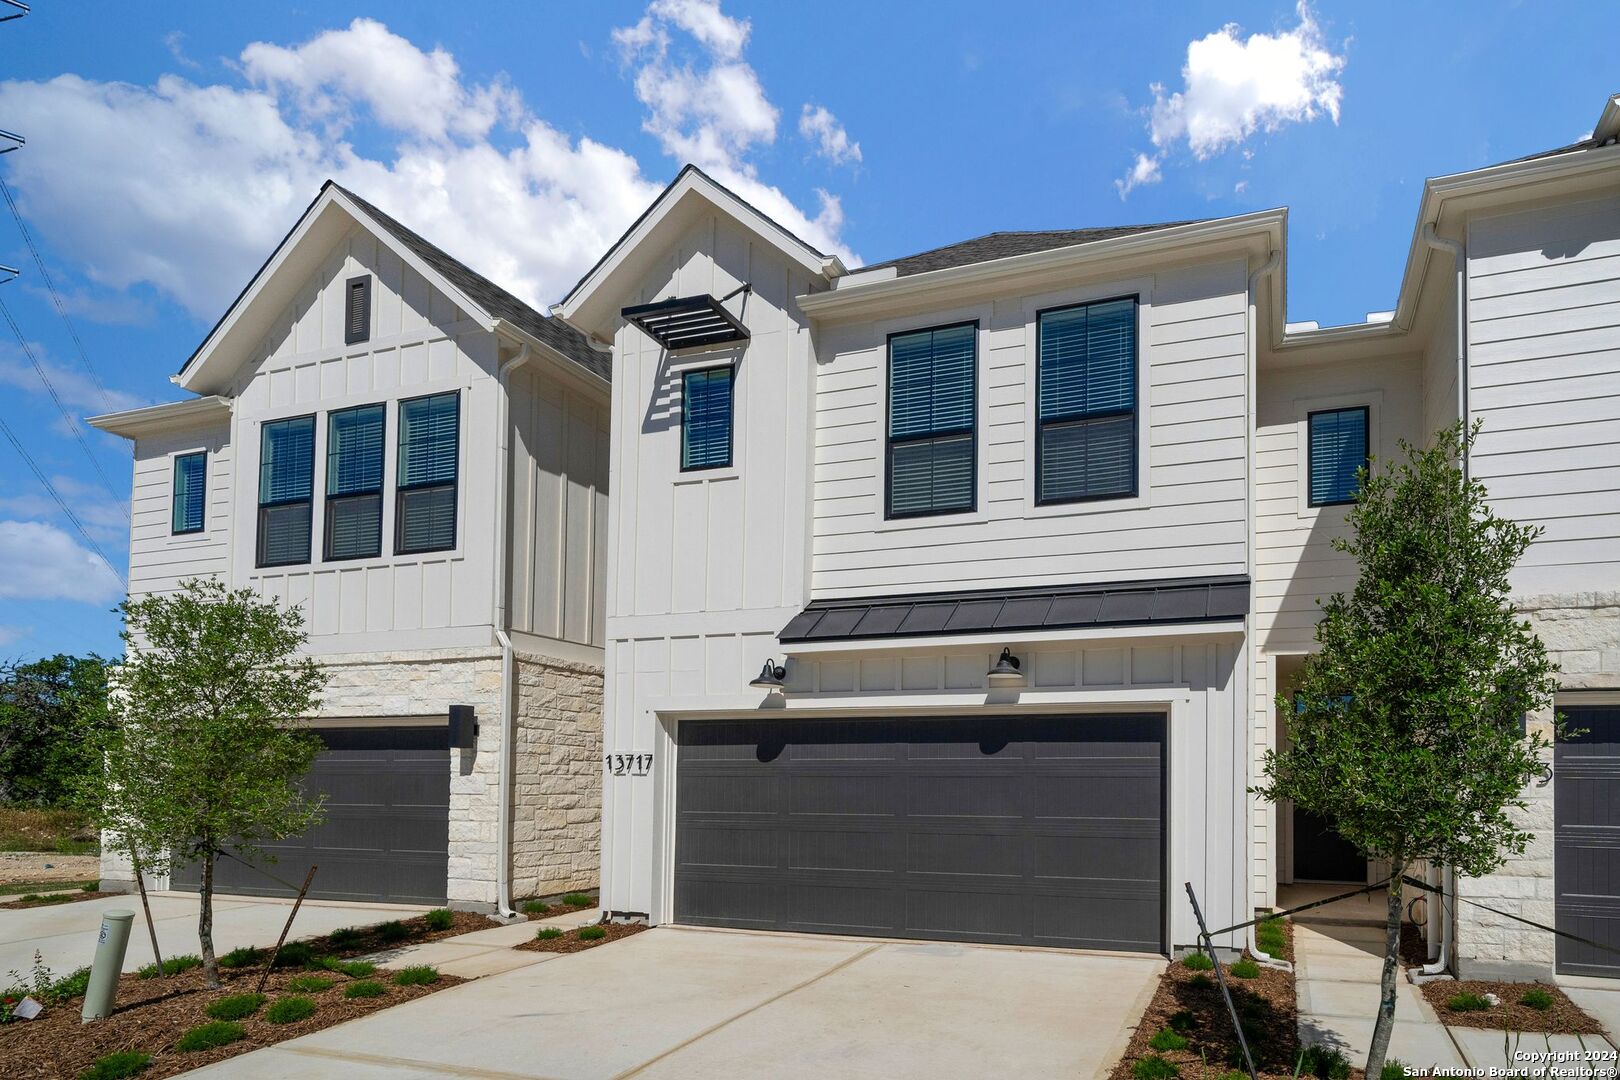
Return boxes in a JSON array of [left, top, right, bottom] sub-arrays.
[[1216, 1073, 1248, 1080], [81, 882, 99, 894], [1382, 1061, 1411, 1080], [1299, 1045, 1352, 1080], [175, 1021, 245, 1052], [1520, 987, 1555, 1010], [392, 965, 439, 986], [285, 975, 335, 993], [1148, 1029, 1188, 1052], [1131, 1054, 1179, 1080], [1229, 959, 1261, 979], [535, 927, 563, 941], [77, 1050, 152, 1080], [424, 908, 454, 931], [521, 899, 550, 914], [326, 927, 362, 948], [272, 942, 313, 968], [1167, 1010, 1195, 1033], [204, 992, 266, 1021], [317, 956, 375, 977], [1181, 952, 1213, 971], [561, 893, 594, 907], [218, 947, 263, 969], [1446, 992, 1491, 1012], [1255, 917, 1287, 953], [137, 954, 201, 979], [343, 980, 387, 999], [1186, 973, 1212, 989], [265, 995, 317, 1024], [376, 920, 411, 943], [52, 966, 92, 1000], [577, 926, 607, 941]]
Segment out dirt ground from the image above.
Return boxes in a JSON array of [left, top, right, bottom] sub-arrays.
[[0, 852, 99, 886]]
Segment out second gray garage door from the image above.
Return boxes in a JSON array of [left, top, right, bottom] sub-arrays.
[[675, 714, 1164, 952], [1556, 704, 1620, 978]]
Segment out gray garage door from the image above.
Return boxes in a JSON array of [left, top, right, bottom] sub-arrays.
[[173, 725, 450, 906], [1556, 704, 1620, 978], [675, 714, 1164, 952]]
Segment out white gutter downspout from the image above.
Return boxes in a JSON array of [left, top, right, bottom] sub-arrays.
[[492, 343, 530, 920], [1244, 250, 1291, 971]]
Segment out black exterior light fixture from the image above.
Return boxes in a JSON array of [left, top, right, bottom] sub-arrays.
[[987, 647, 1025, 686], [448, 704, 478, 748], [750, 659, 787, 693]]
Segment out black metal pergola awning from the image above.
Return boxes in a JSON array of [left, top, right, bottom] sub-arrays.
[[622, 285, 751, 351]]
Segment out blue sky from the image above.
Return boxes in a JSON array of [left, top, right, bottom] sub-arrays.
[[0, 0, 1610, 660]]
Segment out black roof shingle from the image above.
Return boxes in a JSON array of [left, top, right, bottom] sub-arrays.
[[861, 222, 1206, 278]]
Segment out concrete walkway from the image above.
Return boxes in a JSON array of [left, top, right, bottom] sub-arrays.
[[180, 926, 1165, 1079]]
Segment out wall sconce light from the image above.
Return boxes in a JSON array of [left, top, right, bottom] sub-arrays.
[[986, 647, 1024, 686], [750, 659, 787, 692]]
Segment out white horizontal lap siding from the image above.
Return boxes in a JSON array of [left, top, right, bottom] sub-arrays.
[[808, 258, 1251, 598], [1466, 194, 1620, 597], [128, 424, 232, 598], [229, 225, 501, 652]]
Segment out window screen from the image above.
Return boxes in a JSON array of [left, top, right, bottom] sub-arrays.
[[887, 322, 976, 517], [396, 391, 459, 554], [1308, 406, 1369, 507], [1036, 297, 1137, 504], [681, 366, 734, 470], [325, 403, 385, 560], [171, 451, 206, 534], [346, 276, 371, 345], [257, 415, 315, 567]]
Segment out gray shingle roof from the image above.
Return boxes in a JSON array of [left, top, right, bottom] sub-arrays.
[[861, 222, 1206, 278], [333, 184, 609, 383]]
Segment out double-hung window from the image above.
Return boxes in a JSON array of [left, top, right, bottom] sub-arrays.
[[171, 451, 206, 535], [257, 415, 316, 567], [396, 391, 459, 554], [325, 403, 385, 560], [1036, 297, 1138, 504], [681, 366, 733, 470], [886, 321, 976, 518], [1307, 406, 1369, 507]]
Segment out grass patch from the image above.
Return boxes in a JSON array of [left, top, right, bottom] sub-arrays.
[[1520, 987, 1555, 1010], [1131, 1054, 1180, 1080], [521, 899, 550, 914], [317, 956, 375, 977], [1186, 973, 1212, 988], [424, 908, 454, 931], [343, 980, 387, 999], [1382, 1061, 1411, 1080], [285, 975, 335, 993], [1148, 1028, 1189, 1052], [375, 920, 411, 943], [577, 926, 607, 941], [1181, 951, 1213, 971], [326, 927, 363, 948], [272, 942, 313, 968], [175, 1021, 245, 1052], [77, 1050, 152, 1080], [1255, 916, 1287, 954], [535, 927, 563, 941], [265, 995, 317, 1024], [13, 892, 76, 906], [0, 878, 97, 897], [1229, 959, 1261, 979], [1167, 1010, 1195, 1033], [1446, 991, 1491, 1012], [137, 954, 201, 979], [391, 965, 439, 986], [561, 892, 594, 907], [1299, 1045, 1352, 1079], [217, 946, 263, 969], [204, 992, 266, 1021]]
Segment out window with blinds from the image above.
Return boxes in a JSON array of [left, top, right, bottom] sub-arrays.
[[681, 366, 733, 471], [171, 451, 206, 535], [1036, 297, 1138, 504], [1307, 406, 1368, 507], [345, 276, 371, 345], [257, 415, 315, 567], [887, 321, 976, 518], [325, 403, 385, 560], [396, 391, 459, 554]]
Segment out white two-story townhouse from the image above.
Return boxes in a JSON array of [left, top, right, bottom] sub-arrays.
[[88, 182, 611, 913]]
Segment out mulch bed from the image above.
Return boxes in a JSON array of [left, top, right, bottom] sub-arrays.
[[521, 899, 595, 921], [516, 921, 647, 954], [1419, 980, 1603, 1035], [301, 908, 501, 953], [1110, 953, 1302, 1080], [1, 890, 117, 908]]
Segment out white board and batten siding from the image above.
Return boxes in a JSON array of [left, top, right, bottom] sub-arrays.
[[1466, 193, 1620, 599], [128, 423, 233, 599]]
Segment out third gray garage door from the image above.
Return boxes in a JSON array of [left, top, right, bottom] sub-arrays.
[[674, 714, 1164, 952]]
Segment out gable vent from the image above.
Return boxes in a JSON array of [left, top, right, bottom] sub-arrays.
[[346, 275, 372, 345]]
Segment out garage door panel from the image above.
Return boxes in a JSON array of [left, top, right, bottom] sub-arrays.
[[1556, 704, 1620, 978], [907, 830, 1024, 877], [1036, 772, 1159, 819], [680, 772, 779, 814], [1037, 895, 1161, 950], [788, 773, 901, 815], [791, 829, 903, 872], [1036, 833, 1162, 881], [907, 774, 1025, 818]]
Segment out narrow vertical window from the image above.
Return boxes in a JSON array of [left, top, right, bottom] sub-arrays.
[[1308, 406, 1369, 507], [1036, 297, 1138, 504], [257, 415, 315, 567], [396, 391, 459, 554], [346, 275, 372, 345], [887, 322, 976, 518], [681, 366, 734, 470], [324, 403, 385, 560], [171, 451, 206, 535]]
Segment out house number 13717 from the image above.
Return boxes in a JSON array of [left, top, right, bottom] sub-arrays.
[[605, 752, 652, 777]]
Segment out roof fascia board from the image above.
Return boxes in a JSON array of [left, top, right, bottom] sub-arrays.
[[87, 395, 233, 439], [492, 322, 611, 398]]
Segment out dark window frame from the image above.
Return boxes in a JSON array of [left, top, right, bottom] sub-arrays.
[[884, 319, 979, 521], [1306, 405, 1370, 508], [256, 413, 316, 568], [1034, 295, 1140, 507], [394, 389, 461, 556], [680, 365, 735, 472], [171, 450, 207, 535], [323, 402, 386, 563], [345, 275, 372, 346]]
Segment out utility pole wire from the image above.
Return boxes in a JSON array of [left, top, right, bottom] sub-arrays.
[[0, 409, 127, 589], [0, 293, 131, 521]]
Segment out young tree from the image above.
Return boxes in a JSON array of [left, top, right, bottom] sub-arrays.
[[1255, 422, 1558, 1078], [80, 578, 327, 988]]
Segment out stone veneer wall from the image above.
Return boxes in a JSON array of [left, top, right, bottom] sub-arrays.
[[510, 651, 602, 900], [1454, 592, 1620, 980]]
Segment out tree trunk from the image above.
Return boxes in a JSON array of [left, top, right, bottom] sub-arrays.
[[199, 853, 219, 989], [1365, 864, 1405, 1079]]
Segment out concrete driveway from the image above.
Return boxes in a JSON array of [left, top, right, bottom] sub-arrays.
[[181, 926, 1164, 1080], [0, 891, 427, 978]]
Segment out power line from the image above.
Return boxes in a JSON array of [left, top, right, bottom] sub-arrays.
[[0, 410, 126, 589]]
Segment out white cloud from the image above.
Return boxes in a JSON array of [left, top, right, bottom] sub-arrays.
[[0, 625, 24, 648], [0, 10, 854, 322], [0, 474, 130, 542], [799, 104, 862, 165], [1114, 152, 1163, 198], [0, 520, 124, 604], [162, 30, 201, 72], [0, 341, 145, 417], [1117, 2, 1345, 196]]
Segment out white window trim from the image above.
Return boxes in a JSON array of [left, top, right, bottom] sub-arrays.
[[1293, 389, 1383, 521]]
